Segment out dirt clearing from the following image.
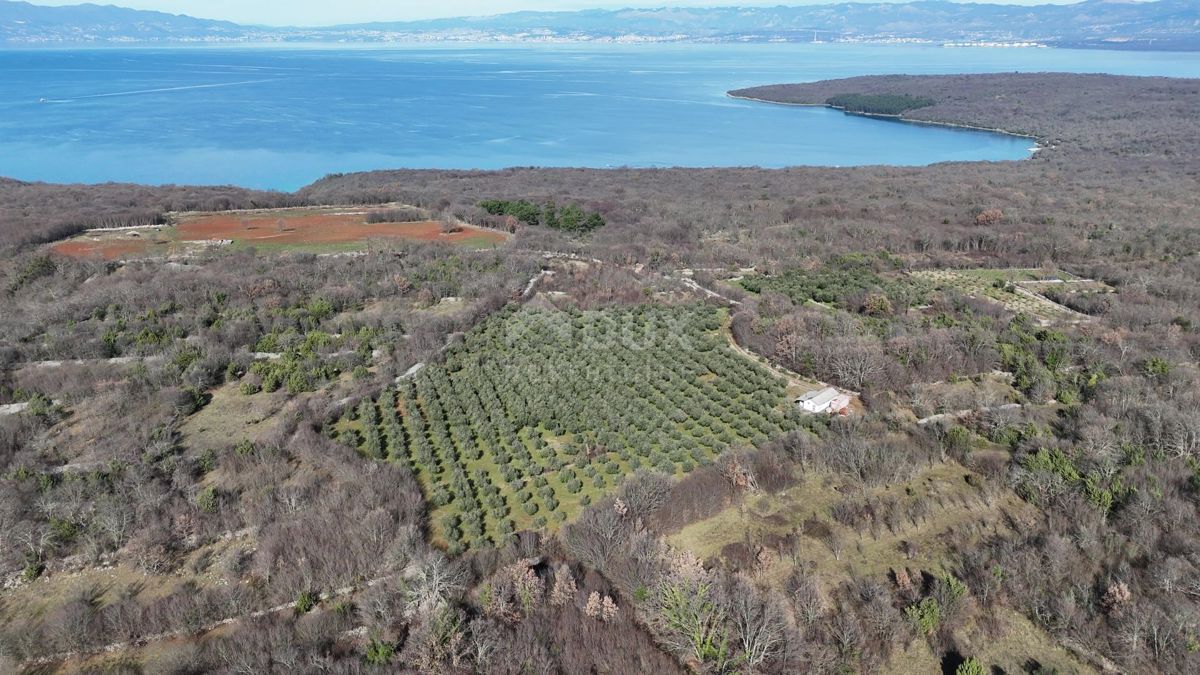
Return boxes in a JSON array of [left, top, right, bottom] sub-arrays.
[[50, 206, 509, 260]]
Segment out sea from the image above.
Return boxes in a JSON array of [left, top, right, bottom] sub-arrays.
[[1, 44, 1198, 190]]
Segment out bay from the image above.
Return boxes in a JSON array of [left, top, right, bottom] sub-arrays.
[[0, 43, 1197, 190]]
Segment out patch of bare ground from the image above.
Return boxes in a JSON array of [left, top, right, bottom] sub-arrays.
[[178, 382, 292, 453]]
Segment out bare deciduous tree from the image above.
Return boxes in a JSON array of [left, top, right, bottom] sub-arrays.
[[618, 470, 673, 520], [562, 503, 629, 571], [468, 617, 503, 669], [824, 339, 887, 391], [723, 577, 788, 672], [402, 552, 467, 619]]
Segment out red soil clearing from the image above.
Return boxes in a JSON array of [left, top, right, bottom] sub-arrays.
[[50, 210, 508, 260], [51, 239, 155, 260], [177, 213, 508, 247]]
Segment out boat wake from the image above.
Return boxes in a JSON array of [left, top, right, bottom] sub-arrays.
[[38, 78, 284, 104]]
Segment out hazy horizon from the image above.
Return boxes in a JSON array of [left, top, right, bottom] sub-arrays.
[[19, 0, 1092, 28]]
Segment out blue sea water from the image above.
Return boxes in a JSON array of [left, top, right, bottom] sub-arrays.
[[0, 44, 1198, 190]]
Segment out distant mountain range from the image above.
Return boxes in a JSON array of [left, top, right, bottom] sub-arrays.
[[0, 1, 247, 42], [2, 0, 1198, 50]]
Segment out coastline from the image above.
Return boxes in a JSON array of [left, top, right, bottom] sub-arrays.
[[726, 92, 1044, 152]]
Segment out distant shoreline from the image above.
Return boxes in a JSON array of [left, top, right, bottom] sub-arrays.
[[726, 92, 1044, 153], [1, 40, 1197, 54]]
